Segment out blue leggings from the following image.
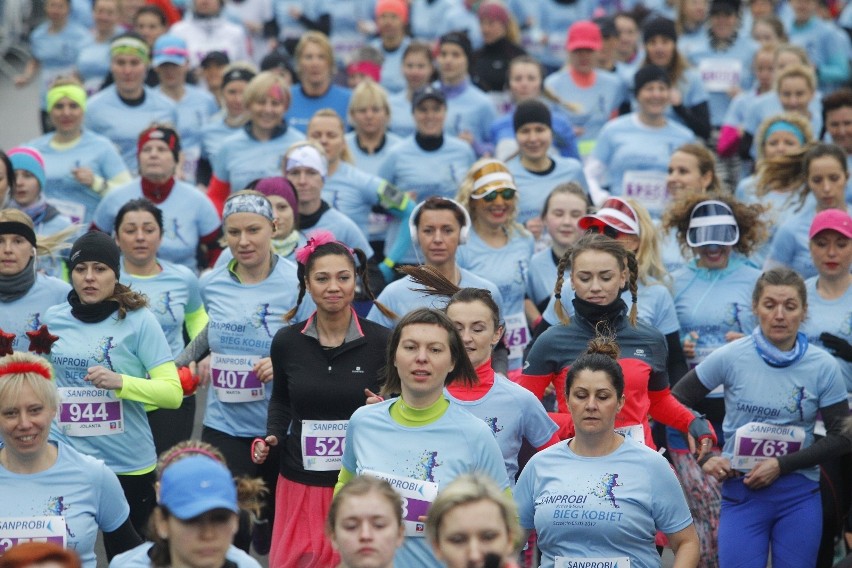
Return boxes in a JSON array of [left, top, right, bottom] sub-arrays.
[[718, 474, 821, 568]]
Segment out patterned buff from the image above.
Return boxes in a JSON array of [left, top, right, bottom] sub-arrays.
[[110, 35, 150, 64], [223, 193, 274, 222]]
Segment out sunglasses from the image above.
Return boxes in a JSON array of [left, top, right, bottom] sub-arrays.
[[475, 188, 517, 202]]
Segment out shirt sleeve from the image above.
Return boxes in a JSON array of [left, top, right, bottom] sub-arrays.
[[650, 452, 694, 534], [117, 361, 182, 409], [96, 461, 131, 532], [514, 456, 537, 529]]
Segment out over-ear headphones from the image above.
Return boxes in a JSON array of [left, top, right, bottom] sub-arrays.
[[408, 197, 472, 245]]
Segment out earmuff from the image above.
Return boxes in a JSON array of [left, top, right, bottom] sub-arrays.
[[408, 197, 472, 245]]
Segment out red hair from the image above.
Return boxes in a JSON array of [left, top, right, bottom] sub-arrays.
[[0, 543, 81, 568]]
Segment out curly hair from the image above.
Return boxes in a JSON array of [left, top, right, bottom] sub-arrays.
[[662, 191, 768, 258]]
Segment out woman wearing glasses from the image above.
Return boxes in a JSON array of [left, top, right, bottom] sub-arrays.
[[455, 159, 534, 375]]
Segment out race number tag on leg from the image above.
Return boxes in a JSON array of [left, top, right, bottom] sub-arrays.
[[211, 353, 264, 403], [504, 312, 530, 360], [57, 387, 124, 436], [614, 424, 644, 445], [361, 470, 438, 537], [623, 170, 668, 218], [0, 517, 67, 554], [301, 420, 348, 471], [699, 59, 742, 93], [731, 422, 805, 470], [556, 557, 630, 568]]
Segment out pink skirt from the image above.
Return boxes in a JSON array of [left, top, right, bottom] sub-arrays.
[[269, 475, 340, 568]]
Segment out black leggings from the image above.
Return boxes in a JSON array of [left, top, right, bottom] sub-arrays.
[[117, 470, 157, 539], [818, 451, 852, 568], [146, 395, 196, 457], [201, 426, 281, 545]]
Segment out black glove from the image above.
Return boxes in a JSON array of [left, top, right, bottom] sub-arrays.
[[819, 332, 852, 362]]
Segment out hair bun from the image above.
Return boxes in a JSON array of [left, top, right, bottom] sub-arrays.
[[586, 331, 620, 361]]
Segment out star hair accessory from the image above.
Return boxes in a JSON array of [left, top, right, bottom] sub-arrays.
[[26, 325, 60, 355], [0, 359, 52, 380], [0, 328, 15, 357], [295, 230, 353, 265]]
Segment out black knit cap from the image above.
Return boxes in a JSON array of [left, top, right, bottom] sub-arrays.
[[514, 99, 552, 132], [69, 231, 121, 278], [643, 17, 677, 43], [634, 65, 671, 92], [439, 31, 473, 63], [709, 0, 741, 15]]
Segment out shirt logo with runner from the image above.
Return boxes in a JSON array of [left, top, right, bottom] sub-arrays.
[[484, 417, 504, 435], [152, 291, 179, 322], [408, 450, 441, 482], [91, 337, 116, 371], [784, 387, 808, 421], [591, 473, 623, 508], [250, 303, 275, 337]]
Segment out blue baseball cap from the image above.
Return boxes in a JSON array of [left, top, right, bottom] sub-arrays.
[[153, 34, 189, 67], [159, 456, 238, 520]]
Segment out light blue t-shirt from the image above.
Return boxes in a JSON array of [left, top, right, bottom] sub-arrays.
[[445, 375, 557, 484], [341, 398, 511, 567], [367, 268, 505, 329], [387, 91, 416, 138], [378, 135, 476, 201], [286, 84, 353, 133], [527, 248, 558, 307], [92, 179, 220, 272], [0, 442, 128, 568], [529, 0, 596, 68], [672, 258, 760, 367], [802, 277, 852, 395], [321, 161, 396, 238], [158, 84, 219, 183], [28, 130, 129, 225], [438, 79, 497, 154], [200, 115, 241, 169], [543, 280, 681, 335], [695, 335, 847, 481], [457, 229, 535, 370], [370, 36, 410, 95], [543, 69, 627, 147], [211, 124, 305, 193], [0, 274, 70, 352], [344, 131, 403, 176], [515, 439, 693, 568], [29, 20, 91, 109], [109, 542, 261, 568], [84, 86, 178, 173], [765, 203, 819, 279], [200, 258, 314, 438], [44, 305, 175, 473], [120, 260, 204, 357], [75, 38, 114, 94], [628, 68, 709, 132], [591, 114, 695, 218], [306, 207, 375, 259], [506, 155, 588, 225]]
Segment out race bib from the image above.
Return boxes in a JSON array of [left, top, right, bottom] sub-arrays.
[[622, 170, 668, 217], [504, 312, 530, 360], [361, 470, 438, 536], [367, 212, 392, 238], [556, 556, 631, 567], [614, 424, 644, 445], [50, 198, 86, 224], [301, 420, 348, 471], [731, 422, 805, 470], [180, 146, 201, 184], [0, 517, 66, 555], [698, 59, 742, 92], [57, 387, 123, 436], [211, 353, 264, 403]]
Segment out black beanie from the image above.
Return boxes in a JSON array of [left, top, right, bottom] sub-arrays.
[[634, 65, 671, 92], [643, 17, 677, 43], [69, 231, 121, 278], [439, 31, 473, 63], [514, 99, 552, 132]]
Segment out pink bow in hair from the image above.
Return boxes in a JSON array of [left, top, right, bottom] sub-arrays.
[[295, 230, 351, 265]]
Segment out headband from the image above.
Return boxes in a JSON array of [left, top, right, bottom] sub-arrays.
[[110, 36, 150, 63], [221, 68, 256, 88], [138, 126, 181, 162], [223, 193, 274, 221], [46, 84, 87, 113], [0, 360, 52, 379], [295, 230, 353, 265], [471, 160, 517, 198], [0, 221, 37, 247], [764, 121, 806, 145], [285, 145, 328, 180], [346, 60, 381, 82]]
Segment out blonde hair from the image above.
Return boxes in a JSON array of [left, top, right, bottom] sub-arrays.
[[307, 109, 354, 164], [242, 71, 291, 109], [625, 198, 670, 288], [295, 31, 335, 76], [0, 209, 75, 258], [774, 63, 816, 95], [0, 352, 58, 414], [753, 111, 813, 162], [426, 474, 521, 549], [455, 157, 528, 237], [348, 79, 391, 120], [773, 43, 810, 69]]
